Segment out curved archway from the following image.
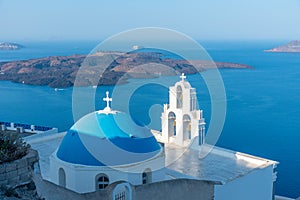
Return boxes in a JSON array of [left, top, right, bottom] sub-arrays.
[[113, 182, 132, 200], [190, 88, 197, 111], [168, 112, 176, 137], [58, 168, 66, 187], [183, 114, 191, 140], [176, 85, 183, 108]]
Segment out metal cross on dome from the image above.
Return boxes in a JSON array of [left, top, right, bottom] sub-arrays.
[[180, 73, 186, 82], [103, 91, 112, 110]]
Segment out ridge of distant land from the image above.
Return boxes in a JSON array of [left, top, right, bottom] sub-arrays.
[[0, 51, 252, 88], [0, 42, 24, 50], [264, 40, 300, 52]]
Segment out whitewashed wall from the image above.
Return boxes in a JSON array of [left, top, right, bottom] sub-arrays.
[[49, 151, 165, 194], [214, 165, 275, 200]]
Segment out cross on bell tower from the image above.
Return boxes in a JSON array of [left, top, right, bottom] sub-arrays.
[[103, 91, 112, 112], [180, 73, 186, 82]]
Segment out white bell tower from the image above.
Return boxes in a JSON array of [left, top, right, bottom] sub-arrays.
[[161, 73, 206, 147]]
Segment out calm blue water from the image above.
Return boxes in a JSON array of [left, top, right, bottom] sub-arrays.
[[0, 40, 299, 198], [0, 40, 96, 62]]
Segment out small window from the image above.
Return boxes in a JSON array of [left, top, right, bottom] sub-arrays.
[[142, 169, 152, 184], [142, 172, 147, 184], [97, 175, 109, 190], [58, 168, 66, 187]]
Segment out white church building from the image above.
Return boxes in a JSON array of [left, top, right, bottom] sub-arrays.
[[27, 74, 278, 200]]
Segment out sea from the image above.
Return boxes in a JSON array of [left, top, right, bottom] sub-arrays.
[[0, 40, 299, 198]]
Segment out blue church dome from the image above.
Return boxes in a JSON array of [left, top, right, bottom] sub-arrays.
[[56, 110, 162, 166]]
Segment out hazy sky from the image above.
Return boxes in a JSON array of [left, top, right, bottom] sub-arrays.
[[0, 0, 300, 41]]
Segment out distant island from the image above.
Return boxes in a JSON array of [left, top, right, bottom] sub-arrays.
[[0, 42, 24, 50], [0, 51, 252, 88], [264, 40, 300, 52]]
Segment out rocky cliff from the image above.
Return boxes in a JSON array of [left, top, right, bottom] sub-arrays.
[[265, 40, 300, 52], [0, 51, 252, 88]]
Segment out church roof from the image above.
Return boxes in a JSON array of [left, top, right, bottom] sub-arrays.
[[56, 91, 162, 167], [164, 143, 278, 184]]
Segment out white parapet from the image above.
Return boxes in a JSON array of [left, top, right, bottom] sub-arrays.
[[0, 121, 58, 135]]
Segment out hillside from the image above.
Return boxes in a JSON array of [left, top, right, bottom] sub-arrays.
[[0, 42, 24, 50], [265, 40, 300, 52], [0, 51, 252, 88]]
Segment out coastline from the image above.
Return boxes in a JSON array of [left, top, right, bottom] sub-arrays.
[[0, 52, 252, 88], [264, 40, 300, 53]]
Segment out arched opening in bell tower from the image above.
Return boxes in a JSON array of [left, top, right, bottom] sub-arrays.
[[168, 112, 176, 137], [183, 114, 191, 140], [176, 85, 183, 108]]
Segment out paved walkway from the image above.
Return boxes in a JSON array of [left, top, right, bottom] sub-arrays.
[[25, 132, 66, 180]]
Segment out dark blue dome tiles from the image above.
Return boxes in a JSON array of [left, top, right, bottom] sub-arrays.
[[56, 111, 162, 166]]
